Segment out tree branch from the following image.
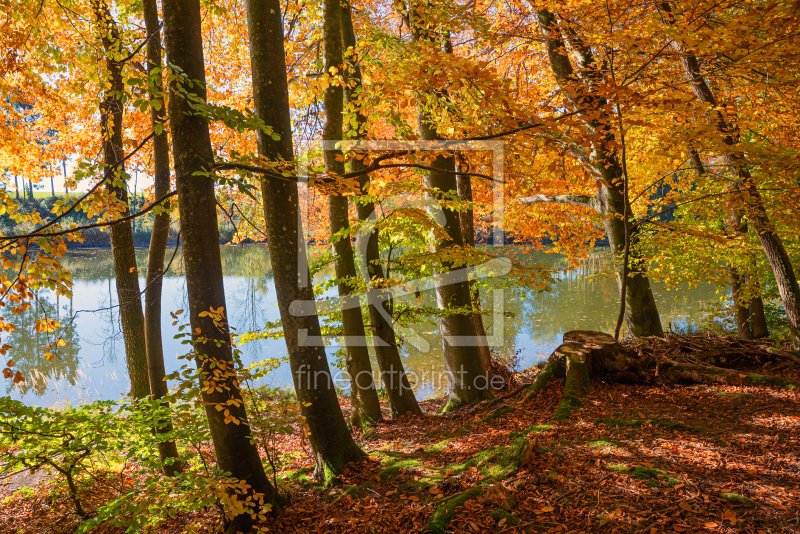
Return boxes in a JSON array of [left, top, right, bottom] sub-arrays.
[[518, 194, 596, 209]]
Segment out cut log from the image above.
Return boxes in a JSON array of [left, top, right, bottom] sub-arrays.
[[659, 361, 797, 389]]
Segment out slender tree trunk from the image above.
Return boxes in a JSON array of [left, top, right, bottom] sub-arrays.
[[28, 177, 33, 201], [161, 0, 279, 526], [14, 175, 19, 200], [689, 149, 755, 339], [141, 0, 181, 476], [658, 3, 800, 339], [455, 154, 491, 373], [530, 6, 663, 338], [321, 0, 383, 428], [93, 1, 150, 399], [50, 164, 55, 197], [245, 0, 364, 483], [750, 292, 769, 338], [407, 6, 491, 410], [63, 160, 68, 194], [340, 1, 422, 417]]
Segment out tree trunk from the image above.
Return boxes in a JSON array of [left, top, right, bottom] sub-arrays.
[[322, 0, 383, 428], [455, 155, 491, 373], [341, 1, 422, 418], [141, 0, 181, 476], [659, 2, 800, 340], [245, 0, 364, 483], [14, 175, 19, 200], [524, 5, 663, 338], [749, 293, 769, 339], [93, 1, 150, 399], [729, 268, 753, 339], [689, 149, 754, 339], [408, 7, 491, 410], [162, 0, 279, 524]]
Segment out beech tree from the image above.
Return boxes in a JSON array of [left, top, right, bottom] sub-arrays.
[[161, 0, 279, 527], [140, 0, 181, 475], [321, 0, 384, 428], [245, 0, 365, 482], [92, 0, 150, 399]]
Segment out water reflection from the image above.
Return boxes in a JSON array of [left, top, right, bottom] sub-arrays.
[[5, 246, 721, 406]]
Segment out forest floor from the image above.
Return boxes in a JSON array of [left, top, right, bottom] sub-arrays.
[[2, 363, 799, 534]]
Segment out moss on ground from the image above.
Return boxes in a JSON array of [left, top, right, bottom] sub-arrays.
[[742, 374, 797, 390], [597, 417, 695, 432], [509, 424, 553, 439], [607, 464, 679, 487], [713, 390, 754, 399], [483, 406, 515, 422], [719, 492, 754, 507], [424, 440, 450, 454], [587, 439, 623, 450], [489, 508, 521, 526], [420, 487, 483, 533]]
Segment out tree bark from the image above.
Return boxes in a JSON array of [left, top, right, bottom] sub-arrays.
[[523, 5, 663, 338], [689, 149, 755, 339], [93, 1, 150, 399], [141, 0, 181, 476], [245, 0, 365, 483], [409, 8, 491, 410], [455, 154, 491, 373], [341, 1, 422, 418], [162, 0, 279, 524], [322, 0, 383, 428], [658, 3, 800, 340]]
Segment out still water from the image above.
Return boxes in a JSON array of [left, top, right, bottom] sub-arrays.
[[6, 245, 720, 406]]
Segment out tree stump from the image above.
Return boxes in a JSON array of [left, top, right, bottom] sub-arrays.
[[523, 330, 797, 421]]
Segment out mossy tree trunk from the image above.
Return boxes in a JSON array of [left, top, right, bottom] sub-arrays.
[[245, 0, 365, 482], [162, 0, 279, 527], [322, 0, 383, 428], [341, 1, 422, 418], [93, 1, 150, 400]]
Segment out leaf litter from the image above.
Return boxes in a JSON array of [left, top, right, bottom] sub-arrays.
[[1, 363, 798, 533]]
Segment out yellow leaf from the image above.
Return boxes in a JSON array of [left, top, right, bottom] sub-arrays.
[[44, 352, 55, 362]]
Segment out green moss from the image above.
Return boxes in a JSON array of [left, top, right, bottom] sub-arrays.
[[421, 487, 483, 533], [607, 464, 679, 487], [424, 440, 450, 454], [587, 439, 622, 450], [483, 406, 515, 422], [596, 417, 695, 432], [552, 355, 591, 421], [441, 398, 463, 414], [713, 390, 754, 399], [510, 424, 553, 439], [525, 361, 557, 400], [742, 374, 797, 390], [719, 492, 754, 507], [488, 508, 521, 526]]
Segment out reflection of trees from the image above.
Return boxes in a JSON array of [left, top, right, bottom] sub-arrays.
[[7, 293, 81, 397]]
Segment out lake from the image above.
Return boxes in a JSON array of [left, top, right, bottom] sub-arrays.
[[5, 245, 720, 406]]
